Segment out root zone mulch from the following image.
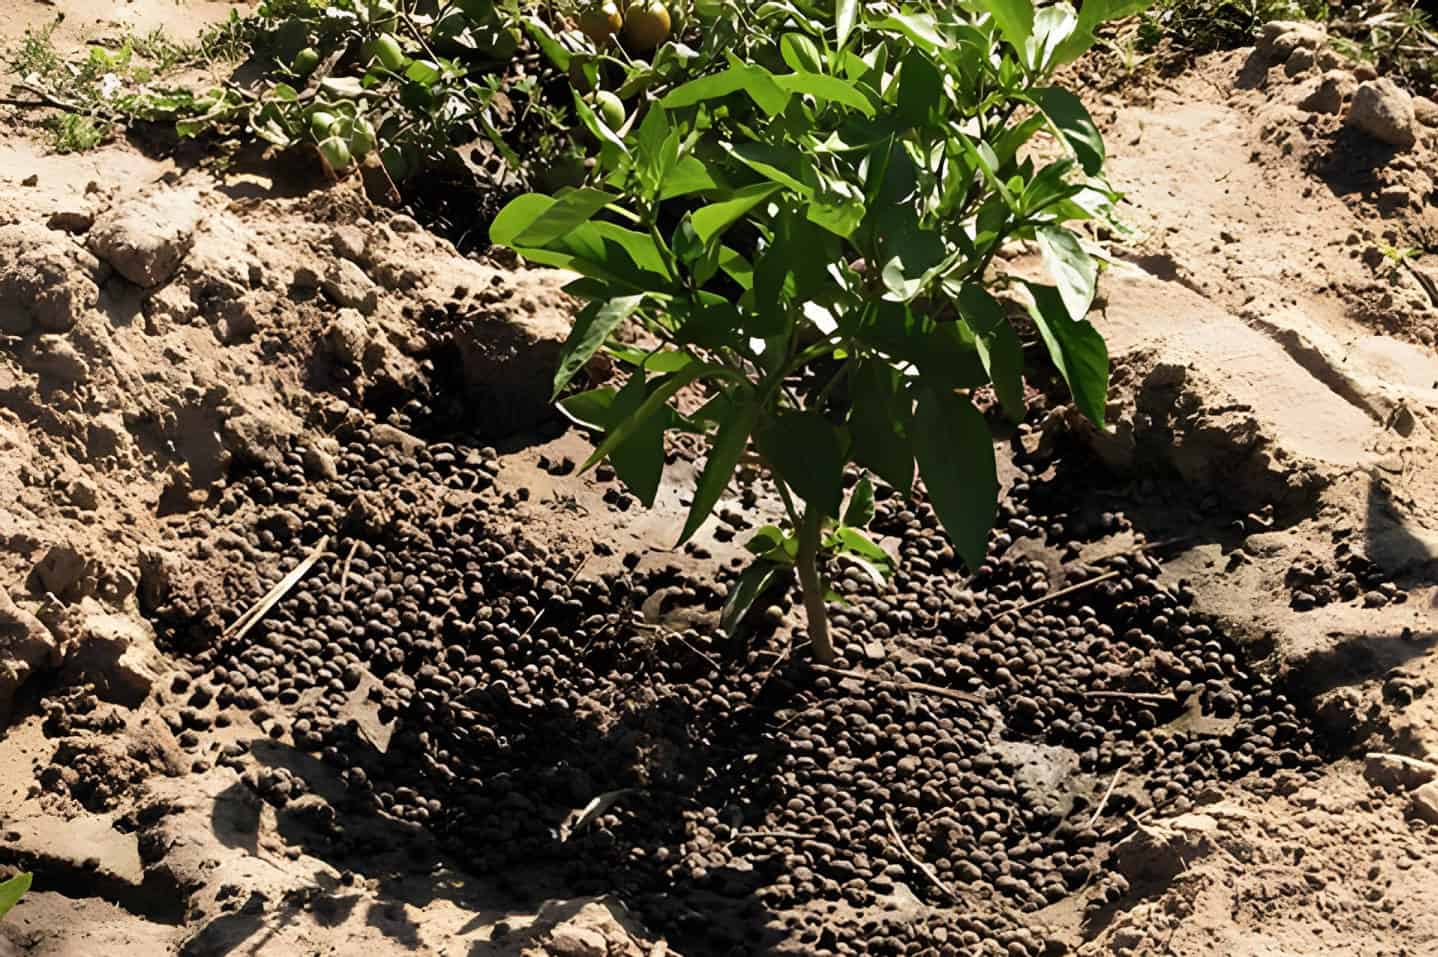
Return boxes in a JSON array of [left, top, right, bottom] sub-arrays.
[[144, 419, 1322, 957]]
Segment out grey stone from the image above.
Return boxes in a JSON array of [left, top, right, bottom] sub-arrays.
[[324, 308, 370, 367], [1347, 78, 1417, 148], [1284, 46, 1316, 77]]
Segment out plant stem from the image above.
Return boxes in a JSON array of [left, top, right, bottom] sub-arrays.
[[796, 504, 835, 664]]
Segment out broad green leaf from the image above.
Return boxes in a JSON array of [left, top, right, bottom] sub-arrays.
[[772, 73, 875, 116], [896, 49, 943, 128], [757, 411, 845, 515], [607, 371, 668, 507], [663, 60, 790, 116], [692, 183, 782, 243], [1025, 2, 1078, 71], [912, 386, 998, 570], [1025, 282, 1109, 427], [836, 0, 859, 49], [552, 295, 645, 399], [746, 525, 788, 556], [490, 188, 616, 247], [842, 474, 875, 527], [832, 526, 892, 571], [960, 285, 1026, 422], [1036, 225, 1097, 320], [679, 390, 760, 544], [971, 0, 1035, 52], [404, 59, 442, 84], [1050, 0, 1154, 67], [582, 364, 724, 472], [876, 13, 944, 51], [721, 561, 787, 637], [733, 142, 814, 194], [1034, 86, 1104, 176], [849, 359, 914, 496], [660, 155, 723, 199], [0, 872, 31, 919], [573, 90, 629, 154]]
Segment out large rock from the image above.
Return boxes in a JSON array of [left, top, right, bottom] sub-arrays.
[[1412, 781, 1438, 825], [1257, 20, 1326, 59], [0, 589, 61, 724], [1347, 78, 1417, 149], [1298, 70, 1355, 115], [88, 190, 203, 288], [60, 612, 164, 708], [0, 222, 102, 334], [322, 259, 379, 315], [1364, 752, 1438, 791]]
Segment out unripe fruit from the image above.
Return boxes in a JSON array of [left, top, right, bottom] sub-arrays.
[[578, 2, 624, 46], [371, 33, 407, 71], [593, 90, 626, 131], [622, 1, 671, 52], [309, 110, 338, 139], [292, 47, 320, 76], [318, 135, 353, 172]]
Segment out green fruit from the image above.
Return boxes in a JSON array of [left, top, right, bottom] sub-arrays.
[[318, 135, 353, 172], [291, 46, 320, 76], [309, 110, 338, 139], [348, 117, 377, 159], [371, 33, 407, 71], [593, 90, 626, 131], [578, 2, 624, 46], [622, 0, 671, 52]]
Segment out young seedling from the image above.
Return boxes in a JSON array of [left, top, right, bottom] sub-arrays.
[[493, 0, 1144, 662]]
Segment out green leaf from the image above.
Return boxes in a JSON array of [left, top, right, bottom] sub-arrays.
[[896, 49, 943, 128], [1034, 86, 1104, 176], [1025, 3, 1078, 71], [757, 412, 845, 516], [1050, 0, 1154, 67], [490, 189, 616, 248], [679, 391, 760, 545], [876, 12, 944, 51], [660, 155, 723, 199], [404, 59, 442, 84], [772, 73, 875, 116], [0, 872, 31, 919], [607, 371, 668, 507], [832, 527, 892, 575], [582, 364, 719, 472], [912, 386, 998, 570], [836, 0, 859, 49], [842, 474, 875, 527], [960, 285, 1026, 422], [552, 295, 645, 399], [848, 360, 914, 496], [662, 60, 790, 116], [972, 0, 1035, 52], [721, 561, 787, 637], [746, 525, 788, 556], [733, 142, 814, 194], [692, 183, 782, 243], [1036, 225, 1097, 320], [1025, 282, 1109, 427]]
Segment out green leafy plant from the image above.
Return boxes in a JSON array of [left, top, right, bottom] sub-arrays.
[[492, 0, 1142, 663], [1328, 1, 1438, 96], [1137, 0, 1326, 54], [0, 872, 31, 920]]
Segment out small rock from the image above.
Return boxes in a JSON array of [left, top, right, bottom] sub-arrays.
[[1411, 782, 1438, 825], [331, 225, 368, 263], [20, 173, 38, 187], [66, 478, 99, 511], [25, 336, 90, 384], [1414, 96, 1438, 128], [301, 444, 340, 481], [30, 545, 90, 603], [1364, 752, 1438, 791], [1347, 78, 1417, 149], [389, 214, 421, 234], [546, 926, 609, 957], [47, 208, 95, 233], [1258, 21, 1325, 59], [87, 190, 203, 287], [62, 612, 164, 708], [370, 424, 424, 455], [292, 265, 322, 290], [1299, 70, 1355, 115], [322, 259, 379, 315], [137, 547, 184, 614], [324, 309, 370, 367], [0, 589, 61, 724], [1284, 46, 1316, 77], [0, 222, 102, 334], [863, 641, 886, 663], [1316, 47, 1346, 70]]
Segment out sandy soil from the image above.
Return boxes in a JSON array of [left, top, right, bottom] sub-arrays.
[[1, 7, 1437, 957]]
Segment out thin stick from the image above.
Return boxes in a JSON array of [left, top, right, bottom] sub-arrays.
[[811, 664, 983, 706], [1088, 762, 1128, 829], [885, 813, 961, 904], [224, 535, 331, 644], [338, 540, 360, 600], [1085, 690, 1177, 704], [1011, 570, 1121, 614]]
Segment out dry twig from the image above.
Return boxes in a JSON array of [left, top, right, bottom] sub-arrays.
[[884, 813, 960, 904], [225, 535, 331, 645]]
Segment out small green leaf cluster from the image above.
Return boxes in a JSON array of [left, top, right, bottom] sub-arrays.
[[493, 0, 1145, 661]]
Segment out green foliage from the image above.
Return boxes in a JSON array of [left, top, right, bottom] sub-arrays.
[[1327, 2, 1438, 96], [1137, 0, 1326, 54], [44, 112, 107, 152], [0, 872, 31, 920], [495, 0, 1137, 660]]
